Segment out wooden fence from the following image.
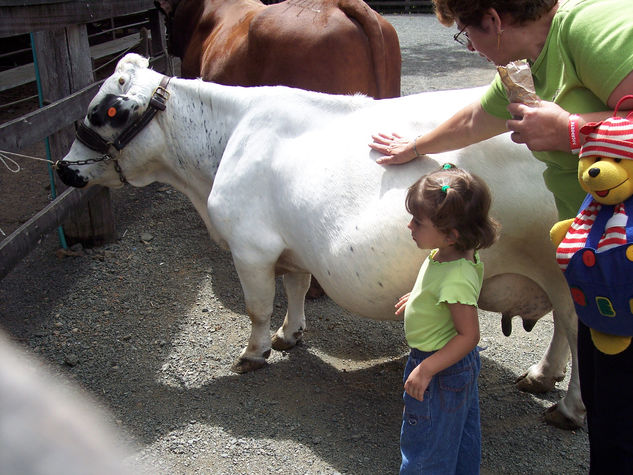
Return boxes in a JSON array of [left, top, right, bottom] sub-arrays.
[[0, 0, 171, 279]]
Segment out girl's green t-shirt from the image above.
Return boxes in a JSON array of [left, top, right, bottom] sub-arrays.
[[404, 250, 484, 351], [480, 0, 633, 219]]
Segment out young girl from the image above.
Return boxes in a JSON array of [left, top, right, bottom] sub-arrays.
[[395, 164, 499, 474]]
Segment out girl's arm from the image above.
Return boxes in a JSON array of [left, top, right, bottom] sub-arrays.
[[404, 303, 480, 402], [369, 101, 507, 166]]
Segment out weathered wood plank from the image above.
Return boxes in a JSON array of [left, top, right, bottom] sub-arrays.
[[0, 80, 102, 152], [90, 32, 142, 61], [0, 186, 98, 280], [0, 0, 155, 37], [0, 62, 35, 92], [0, 33, 141, 92]]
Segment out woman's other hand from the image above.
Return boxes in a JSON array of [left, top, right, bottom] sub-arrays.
[[506, 101, 570, 152], [369, 133, 420, 165]]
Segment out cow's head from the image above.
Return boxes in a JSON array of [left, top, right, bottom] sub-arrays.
[[57, 54, 168, 189]]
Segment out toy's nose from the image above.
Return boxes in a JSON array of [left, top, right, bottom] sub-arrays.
[[588, 168, 600, 177]]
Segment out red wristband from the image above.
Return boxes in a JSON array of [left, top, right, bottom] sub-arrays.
[[568, 114, 581, 154]]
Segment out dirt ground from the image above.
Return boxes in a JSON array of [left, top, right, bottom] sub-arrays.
[[0, 14, 589, 475]]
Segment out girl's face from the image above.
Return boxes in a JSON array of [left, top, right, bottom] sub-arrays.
[[408, 216, 450, 250]]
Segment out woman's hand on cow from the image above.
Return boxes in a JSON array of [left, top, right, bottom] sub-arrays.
[[369, 133, 419, 165], [506, 101, 571, 152]]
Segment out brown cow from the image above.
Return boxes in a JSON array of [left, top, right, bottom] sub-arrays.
[[155, 0, 401, 99]]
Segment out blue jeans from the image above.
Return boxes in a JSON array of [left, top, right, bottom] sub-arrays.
[[400, 347, 481, 475]]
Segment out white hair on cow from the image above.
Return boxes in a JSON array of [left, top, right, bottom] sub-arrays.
[[116, 53, 149, 72]]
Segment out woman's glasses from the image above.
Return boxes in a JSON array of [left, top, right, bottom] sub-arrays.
[[453, 25, 470, 47]]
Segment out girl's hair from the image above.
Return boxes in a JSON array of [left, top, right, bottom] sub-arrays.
[[431, 0, 557, 27], [405, 164, 499, 252]]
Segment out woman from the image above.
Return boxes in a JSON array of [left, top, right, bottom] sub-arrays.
[[369, 1, 633, 472], [370, 0, 633, 220]]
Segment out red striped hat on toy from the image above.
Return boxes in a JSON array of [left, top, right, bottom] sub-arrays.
[[579, 95, 633, 160]]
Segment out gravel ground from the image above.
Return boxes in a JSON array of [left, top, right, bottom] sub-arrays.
[[0, 14, 589, 475]]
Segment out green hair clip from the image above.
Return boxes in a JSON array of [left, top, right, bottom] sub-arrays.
[[441, 185, 450, 193], [442, 163, 454, 170]]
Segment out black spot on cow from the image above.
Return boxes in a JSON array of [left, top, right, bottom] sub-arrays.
[[88, 94, 135, 128]]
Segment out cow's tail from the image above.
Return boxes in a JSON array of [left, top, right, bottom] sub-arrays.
[[338, 0, 400, 98]]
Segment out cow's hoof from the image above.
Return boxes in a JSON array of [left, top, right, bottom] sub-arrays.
[[543, 404, 583, 430], [515, 371, 557, 393], [231, 356, 267, 374], [271, 329, 303, 351]]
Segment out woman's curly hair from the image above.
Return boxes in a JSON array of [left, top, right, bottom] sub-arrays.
[[432, 0, 557, 27]]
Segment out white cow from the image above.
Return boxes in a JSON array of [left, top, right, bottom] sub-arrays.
[[58, 54, 583, 429]]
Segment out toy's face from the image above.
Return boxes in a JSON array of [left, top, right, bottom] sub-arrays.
[[578, 156, 633, 205]]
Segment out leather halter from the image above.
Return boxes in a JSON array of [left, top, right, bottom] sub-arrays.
[[66, 75, 171, 183]]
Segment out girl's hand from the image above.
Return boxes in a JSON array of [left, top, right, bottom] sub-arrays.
[[506, 101, 570, 152], [394, 292, 411, 316], [404, 363, 432, 401], [369, 133, 420, 165]]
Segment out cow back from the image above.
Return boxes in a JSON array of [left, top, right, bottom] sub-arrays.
[[161, 0, 401, 98]]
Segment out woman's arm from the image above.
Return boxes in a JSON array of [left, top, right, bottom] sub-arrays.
[[369, 101, 507, 166], [404, 303, 480, 401]]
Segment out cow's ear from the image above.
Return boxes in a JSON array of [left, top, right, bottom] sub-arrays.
[[115, 54, 150, 75]]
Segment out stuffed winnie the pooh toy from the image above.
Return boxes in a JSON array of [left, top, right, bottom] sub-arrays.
[[551, 96, 633, 355], [550, 95, 633, 472]]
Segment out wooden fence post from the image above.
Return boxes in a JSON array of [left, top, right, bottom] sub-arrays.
[[31, 25, 117, 247], [148, 8, 174, 75]]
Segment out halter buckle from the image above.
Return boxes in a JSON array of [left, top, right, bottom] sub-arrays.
[[150, 85, 170, 111]]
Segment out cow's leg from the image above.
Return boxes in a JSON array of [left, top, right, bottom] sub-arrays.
[[480, 272, 585, 428], [272, 272, 311, 351], [516, 302, 585, 429], [543, 309, 585, 429], [230, 260, 277, 374], [515, 311, 570, 393]]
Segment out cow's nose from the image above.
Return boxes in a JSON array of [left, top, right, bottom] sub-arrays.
[[588, 168, 600, 178], [56, 161, 88, 188]]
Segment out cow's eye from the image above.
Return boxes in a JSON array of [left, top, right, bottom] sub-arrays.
[[118, 77, 125, 85], [615, 158, 622, 163], [594, 158, 601, 163]]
